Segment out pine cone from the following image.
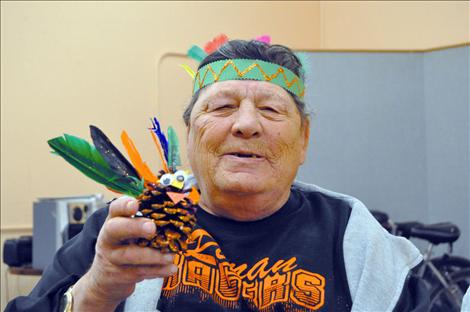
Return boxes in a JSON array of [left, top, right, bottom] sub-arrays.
[[135, 180, 198, 253]]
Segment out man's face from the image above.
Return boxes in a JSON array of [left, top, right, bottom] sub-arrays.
[[187, 80, 309, 198]]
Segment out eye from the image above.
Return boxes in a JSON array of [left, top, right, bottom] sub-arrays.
[[214, 104, 236, 111], [260, 106, 278, 113], [174, 170, 188, 183], [159, 173, 175, 186]]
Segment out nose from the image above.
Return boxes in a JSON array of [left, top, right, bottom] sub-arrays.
[[231, 101, 262, 139]]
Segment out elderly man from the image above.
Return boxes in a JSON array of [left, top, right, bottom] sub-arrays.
[[7, 40, 429, 311]]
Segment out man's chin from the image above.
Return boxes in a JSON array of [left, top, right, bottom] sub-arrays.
[[215, 177, 266, 195]]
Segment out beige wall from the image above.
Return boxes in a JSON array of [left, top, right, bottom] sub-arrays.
[[1, 1, 322, 230], [320, 1, 469, 50], [1, 1, 468, 309]]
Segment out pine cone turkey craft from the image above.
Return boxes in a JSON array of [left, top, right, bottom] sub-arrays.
[[47, 117, 199, 253], [136, 176, 197, 252]]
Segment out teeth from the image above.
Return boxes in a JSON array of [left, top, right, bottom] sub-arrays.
[[231, 153, 259, 158]]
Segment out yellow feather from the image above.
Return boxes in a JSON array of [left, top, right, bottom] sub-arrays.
[[179, 64, 196, 79]]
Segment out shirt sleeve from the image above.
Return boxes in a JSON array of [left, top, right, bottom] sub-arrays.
[[342, 196, 424, 311], [5, 206, 108, 312], [462, 286, 470, 312]]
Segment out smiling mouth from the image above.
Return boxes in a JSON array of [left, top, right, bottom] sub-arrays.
[[227, 152, 262, 159]]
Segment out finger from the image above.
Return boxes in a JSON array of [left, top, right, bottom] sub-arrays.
[[101, 217, 156, 245], [134, 263, 179, 279], [108, 245, 175, 266], [108, 196, 139, 218], [102, 264, 177, 285]]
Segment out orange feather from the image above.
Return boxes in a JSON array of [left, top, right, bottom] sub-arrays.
[[204, 34, 228, 54], [187, 186, 200, 204], [149, 130, 169, 173], [120, 130, 157, 184]]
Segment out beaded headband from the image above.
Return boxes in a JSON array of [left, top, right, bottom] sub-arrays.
[[184, 34, 305, 98], [193, 59, 305, 98]]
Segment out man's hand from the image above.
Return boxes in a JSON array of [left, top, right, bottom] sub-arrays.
[[71, 196, 177, 312]]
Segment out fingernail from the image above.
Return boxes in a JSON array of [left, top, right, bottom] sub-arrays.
[[127, 200, 138, 210], [170, 265, 178, 273], [164, 254, 175, 262], [142, 222, 155, 234]]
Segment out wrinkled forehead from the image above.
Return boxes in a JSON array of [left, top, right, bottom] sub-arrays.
[[197, 80, 295, 105]]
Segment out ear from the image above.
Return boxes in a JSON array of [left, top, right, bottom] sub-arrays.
[[299, 118, 310, 165], [186, 124, 191, 156]]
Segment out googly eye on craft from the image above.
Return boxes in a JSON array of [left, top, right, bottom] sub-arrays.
[[183, 174, 197, 191], [170, 170, 188, 190], [159, 173, 175, 186], [174, 170, 188, 183]]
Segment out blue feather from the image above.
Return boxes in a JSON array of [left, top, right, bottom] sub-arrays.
[[150, 117, 169, 162]]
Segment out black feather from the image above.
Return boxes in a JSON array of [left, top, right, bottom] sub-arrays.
[[89, 125, 140, 179]]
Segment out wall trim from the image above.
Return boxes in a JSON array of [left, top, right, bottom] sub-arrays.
[[1, 226, 33, 233], [298, 42, 470, 53], [160, 42, 470, 61]]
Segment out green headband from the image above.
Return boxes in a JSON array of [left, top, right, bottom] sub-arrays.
[[193, 59, 305, 98]]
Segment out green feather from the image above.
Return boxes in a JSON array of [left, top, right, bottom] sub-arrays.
[[48, 134, 143, 197], [167, 127, 181, 169], [187, 45, 207, 63]]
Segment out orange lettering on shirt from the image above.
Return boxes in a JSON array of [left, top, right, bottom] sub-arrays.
[[182, 259, 215, 293], [241, 280, 259, 308], [290, 269, 325, 310], [162, 229, 326, 311], [259, 272, 291, 309], [215, 262, 242, 301]]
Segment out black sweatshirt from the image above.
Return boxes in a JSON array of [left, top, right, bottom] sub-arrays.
[[6, 185, 429, 311]]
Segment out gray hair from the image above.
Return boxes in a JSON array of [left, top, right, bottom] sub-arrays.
[[183, 39, 309, 126]]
